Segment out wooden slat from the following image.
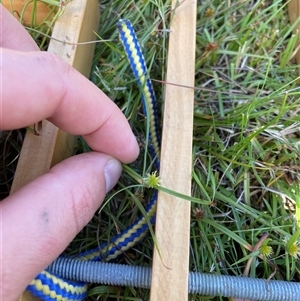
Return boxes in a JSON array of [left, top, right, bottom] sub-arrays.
[[11, 1, 100, 300], [11, 0, 100, 194], [149, 0, 196, 300], [288, 0, 300, 77]]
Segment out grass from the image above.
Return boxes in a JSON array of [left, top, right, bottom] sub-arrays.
[[3, 0, 300, 300], [83, 1, 300, 300]]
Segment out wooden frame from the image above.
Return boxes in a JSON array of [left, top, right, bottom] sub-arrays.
[[150, 0, 196, 300]]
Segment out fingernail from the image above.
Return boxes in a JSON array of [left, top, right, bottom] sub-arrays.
[[104, 159, 122, 193]]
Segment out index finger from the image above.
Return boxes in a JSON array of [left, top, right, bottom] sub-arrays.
[[1, 49, 139, 164]]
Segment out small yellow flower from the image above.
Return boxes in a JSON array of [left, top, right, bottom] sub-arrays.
[[143, 171, 161, 188], [283, 235, 300, 259], [287, 240, 300, 259], [260, 244, 274, 258]]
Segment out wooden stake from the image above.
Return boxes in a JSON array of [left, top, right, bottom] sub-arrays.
[[10, 1, 100, 300], [150, 0, 196, 300], [288, 0, 300, 77]]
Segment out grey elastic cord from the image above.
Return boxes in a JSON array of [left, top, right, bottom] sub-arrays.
[[48, 257, 300, 301]]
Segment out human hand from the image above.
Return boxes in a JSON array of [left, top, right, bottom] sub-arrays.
[[0, 6, 139, 301]]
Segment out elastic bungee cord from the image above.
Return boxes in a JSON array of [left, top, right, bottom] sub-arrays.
[[26, 19, 161, 301]]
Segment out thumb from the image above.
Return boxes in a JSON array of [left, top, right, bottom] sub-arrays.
[[1, 152, 122, 301]]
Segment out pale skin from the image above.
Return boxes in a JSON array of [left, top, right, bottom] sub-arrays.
[[0, 6, 139, 301]]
